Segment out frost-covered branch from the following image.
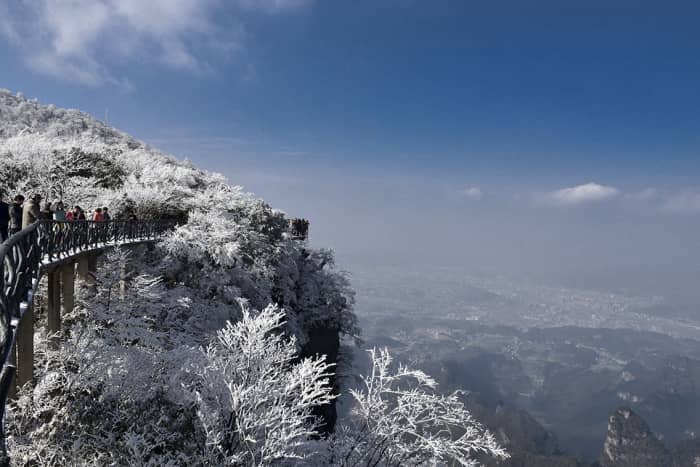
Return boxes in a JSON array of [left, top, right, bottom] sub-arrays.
[[328, 348, 509, 467], [189, 304, 336, 465]]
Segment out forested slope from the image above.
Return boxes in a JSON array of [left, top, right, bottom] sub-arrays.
[[0, 89, 505, 466]]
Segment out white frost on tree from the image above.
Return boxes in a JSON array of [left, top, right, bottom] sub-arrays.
[[328, 348, 509, 467], [0, 90, 506, 466], [188, 305, 336, 465]]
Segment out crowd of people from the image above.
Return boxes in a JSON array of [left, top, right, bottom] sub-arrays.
[[289, 218, 310, 239], [0, 191, 119, 243]]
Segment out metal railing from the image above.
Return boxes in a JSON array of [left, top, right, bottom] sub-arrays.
[[0, 219, 174, 463]]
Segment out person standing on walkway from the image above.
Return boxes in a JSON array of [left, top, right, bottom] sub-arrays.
[[67, 205, 83, 221], [53, 201, 67, 221], [40, 200, 52, 220], [9, 195, 24, 235], [102, 207, 111, 221], [0, 192, 9, 242], [22, 194, 42, 229], [92, 208, 103, 222]]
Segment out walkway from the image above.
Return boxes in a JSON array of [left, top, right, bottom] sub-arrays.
[[0, 219, 174, 464]]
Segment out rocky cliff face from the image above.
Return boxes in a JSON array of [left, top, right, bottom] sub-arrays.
[[600, 408, 671, 467]]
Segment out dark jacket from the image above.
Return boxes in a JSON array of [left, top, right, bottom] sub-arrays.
[[40, 202, 52, 220], [9, 203, 22, 231], [0, 201, 9, 228]]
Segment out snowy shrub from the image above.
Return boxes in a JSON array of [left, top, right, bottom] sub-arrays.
[[327, 348, 510, 467], [187, 305, 336, 465], [6, 249, 206, 466], [6, 249, 338, 466]]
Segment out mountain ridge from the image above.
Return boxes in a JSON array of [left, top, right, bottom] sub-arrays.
[[0, 88, 361, 464]]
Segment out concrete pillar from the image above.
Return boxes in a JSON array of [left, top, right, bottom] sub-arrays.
[[87, 254, 99, 293], [47, 271, 61, 349], [61, 263, 75, 317], [87, 254, 98, 273], [8, 316, 19, 399], [119, 261, 127, 301], [78, 254, 98, 292], [45, 263, 76, 350], [15, 302, 34, 389], [77, 256, 89, 282]]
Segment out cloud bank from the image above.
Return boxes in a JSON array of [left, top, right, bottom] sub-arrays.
[[0, 0, 311, 87], [663, 191, 700, 213]]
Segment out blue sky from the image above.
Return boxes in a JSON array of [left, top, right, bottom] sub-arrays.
[[1, 0, 700, 297]]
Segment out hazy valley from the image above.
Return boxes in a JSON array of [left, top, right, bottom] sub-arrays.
[[350, 265, 700, 463]]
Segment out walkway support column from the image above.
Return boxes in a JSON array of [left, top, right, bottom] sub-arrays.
[[119, 248, 133, 300], [16, 300, 38, 390], [61, 263, 75, 318], [78, 254, 98, 291], [47, 271, 61, 348], [87, 254, 98, 273], [77, 256, 89, 282], [46, 263, 75, 350], [87, 254, 99, 294]]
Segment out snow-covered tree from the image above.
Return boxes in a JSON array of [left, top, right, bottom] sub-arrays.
[[188, 305, 336, 465], [328, 348, 509, 467], [6, 248, 205, 466], [1, 90, 505, 466], [6, 246, 507, 466]]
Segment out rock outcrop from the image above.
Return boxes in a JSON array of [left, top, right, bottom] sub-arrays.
[[600, 407, 671, 467]]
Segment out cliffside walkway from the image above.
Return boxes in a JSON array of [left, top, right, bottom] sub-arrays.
[[0, 219, 174, 462]]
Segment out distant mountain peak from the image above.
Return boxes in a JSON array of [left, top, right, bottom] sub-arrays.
[[600, 407, 671, 467]]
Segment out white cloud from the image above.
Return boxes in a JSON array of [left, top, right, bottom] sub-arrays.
[[236, 0, 314, 13], [0, 0, 310, 87], [626, 187, 659, 202], [598, 187, 700, 214], [0, 4, 20, 43], [662, 191, 700, 213], [544, 182, 620, 206], [458, 186, 483, 201]]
